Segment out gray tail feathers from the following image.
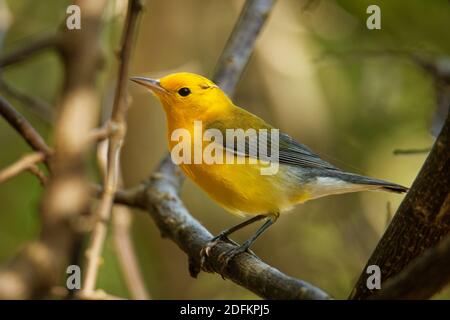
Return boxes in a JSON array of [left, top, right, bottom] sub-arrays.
[[333, 172, 408, 194]]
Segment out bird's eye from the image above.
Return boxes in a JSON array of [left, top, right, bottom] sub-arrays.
[[178, 87, 191, 97]]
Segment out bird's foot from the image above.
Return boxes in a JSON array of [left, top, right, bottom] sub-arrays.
[[200, 235, 258, 275], [200, 233, 237, 272], [217, 240, 255, 273]]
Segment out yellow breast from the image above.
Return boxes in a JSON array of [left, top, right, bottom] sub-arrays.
[[181, 157, 311, 216]]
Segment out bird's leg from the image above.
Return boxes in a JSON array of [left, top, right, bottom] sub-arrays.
[[211, 214, 266, 243], [200, 214, 266, 271], [218, 214, 278, 271]]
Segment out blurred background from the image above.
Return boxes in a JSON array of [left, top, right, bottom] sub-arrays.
[[0, 0, 449, 299]]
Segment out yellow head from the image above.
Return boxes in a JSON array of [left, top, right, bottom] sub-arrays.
[[131, 72, 232, 122]]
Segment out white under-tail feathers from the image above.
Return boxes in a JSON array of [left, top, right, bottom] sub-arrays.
[[306, 175, 408, 201]]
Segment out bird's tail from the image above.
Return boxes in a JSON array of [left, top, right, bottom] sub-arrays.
[[334, 172, 408, 194]]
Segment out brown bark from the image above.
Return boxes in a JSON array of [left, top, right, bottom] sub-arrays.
[[350, 111, 450, 299], [372, 232, 450, 299]]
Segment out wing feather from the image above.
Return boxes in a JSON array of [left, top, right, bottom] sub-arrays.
[[205, 111, 337, 171]]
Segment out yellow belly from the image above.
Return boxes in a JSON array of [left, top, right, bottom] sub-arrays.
[[179, 160, 309, 216]]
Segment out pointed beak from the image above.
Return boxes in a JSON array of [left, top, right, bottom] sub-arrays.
[[130, 76, 167, 94]]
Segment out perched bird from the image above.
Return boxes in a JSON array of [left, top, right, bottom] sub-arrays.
[[131, 72, 407, 260]]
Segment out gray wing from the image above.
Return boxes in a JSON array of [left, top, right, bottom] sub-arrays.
[[277, 133, 338, 170], [213, 127, 338, 171]]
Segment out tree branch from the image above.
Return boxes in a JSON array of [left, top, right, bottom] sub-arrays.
[[350, 110, 450, 299], [27, 163, 48, 186], [0, 152, 46, 184], [88, 122, 114, 143], [213, 0, 275, 96], [372, 232, 450, 299], [393, 147, 431, 155], [112, 204, 151, 299], [0, 78, 54, 122], [114, 157, 331, 300], [96, 139, 150, 299], [82, 0, 143, 294], [0, 33, 60, 68], [0, 95, 52, 159]]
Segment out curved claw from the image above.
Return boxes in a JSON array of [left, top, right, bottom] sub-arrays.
[[201, 237, 259, 275], [217, 240, 256, 273], [200, 234, 236, 272], [200, 242, 216, 272]]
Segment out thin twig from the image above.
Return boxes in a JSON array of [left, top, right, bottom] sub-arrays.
[[82, 0, 143, 294], [96, 140, 150, 299], [0, 152, 46, 184], [0, 95, 52, 161], [112, 205, 150, 299], [393, 147, 432, 155], [88, 122, 114, 143], [0, 86, 109, 159], [0, 33, 60, 68], [27, 164, 48, 186], [0, 78, 54, 122], [384, 201, 392, 230]]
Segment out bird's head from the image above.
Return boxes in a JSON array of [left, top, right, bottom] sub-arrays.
[[131, 72, 232, 121]]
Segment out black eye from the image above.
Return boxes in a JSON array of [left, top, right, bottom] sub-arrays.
[[178, 87, 191, 97]]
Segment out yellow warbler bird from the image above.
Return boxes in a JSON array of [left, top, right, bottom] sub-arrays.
[[131, 72, 407, 259]]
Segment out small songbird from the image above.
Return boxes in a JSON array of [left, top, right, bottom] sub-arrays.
[[131, 72, 407, 260]]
